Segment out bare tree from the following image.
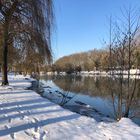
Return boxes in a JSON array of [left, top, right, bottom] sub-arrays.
[[108, 7, 140, 120]]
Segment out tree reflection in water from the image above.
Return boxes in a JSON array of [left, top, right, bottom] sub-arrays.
[[41, 75, 140, 124]]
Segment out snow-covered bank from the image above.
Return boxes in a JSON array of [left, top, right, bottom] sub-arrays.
[[0, 75, 140, 140]]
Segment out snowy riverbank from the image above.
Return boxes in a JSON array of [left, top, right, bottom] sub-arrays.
[[0, 75, 140, 140]]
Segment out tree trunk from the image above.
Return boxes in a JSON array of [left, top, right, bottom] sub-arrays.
[[1, 22, 9, 86], [124, 110, 129, 117], [1, 1, 19, 86], [2, 40, 9, 85]]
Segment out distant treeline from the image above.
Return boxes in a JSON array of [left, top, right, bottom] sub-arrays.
[[54, 49, 109, 72], [48, 46, 140, 74]]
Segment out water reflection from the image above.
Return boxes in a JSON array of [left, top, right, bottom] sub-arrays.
[[41, 75, 140, 125]]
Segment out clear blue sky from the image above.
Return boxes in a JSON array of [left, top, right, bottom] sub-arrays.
[[52, 0, 140, 60]]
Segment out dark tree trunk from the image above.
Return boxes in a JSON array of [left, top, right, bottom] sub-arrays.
[[1, 23, 9, 86], [1, 1, 19, 86], [2, 40, 9, 85], [124, 111, 129, 118]]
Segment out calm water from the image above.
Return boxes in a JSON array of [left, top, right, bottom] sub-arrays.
[[40, 75, 140, 125]]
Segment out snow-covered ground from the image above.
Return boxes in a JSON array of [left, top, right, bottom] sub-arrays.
[[0, 75, 140, 140]]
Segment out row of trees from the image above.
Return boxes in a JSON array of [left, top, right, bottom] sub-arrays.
[[0, 0, 54, 85], [53, 49, 109, 73], [50, 46, 140, 74]]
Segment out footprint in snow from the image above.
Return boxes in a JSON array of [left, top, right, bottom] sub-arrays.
[[24, 130, 31, 136], [8, 118, 12, 123], [5, 125, 10, 129], [20, 115, 26, 120], [40, 130, 49, 140], [17, 110, 21, 114], [32, 117, 39, 123], [27, 110, 31, 115], [10, 133, 15, 139], [32, 117, 40, 132], [25, 129, 41, 140]]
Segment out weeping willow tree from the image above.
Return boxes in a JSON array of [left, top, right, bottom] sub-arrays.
[[0, 0, 54, 85]]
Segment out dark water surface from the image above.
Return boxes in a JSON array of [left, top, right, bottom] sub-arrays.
[[40, 75, 140, 125]]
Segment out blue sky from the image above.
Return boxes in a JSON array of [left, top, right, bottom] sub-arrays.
[[52, 0, 140, 60]]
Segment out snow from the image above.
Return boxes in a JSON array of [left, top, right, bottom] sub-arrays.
[[0, 75, 140, 140]]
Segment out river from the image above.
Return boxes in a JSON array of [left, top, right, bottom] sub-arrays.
[[40, 75, 140, 125]]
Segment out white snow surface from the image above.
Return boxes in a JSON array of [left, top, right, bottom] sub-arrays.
[[0, 75, 140, 140]]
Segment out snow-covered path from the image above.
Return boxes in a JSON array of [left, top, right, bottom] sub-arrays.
[[0, 76, 140, 140]]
